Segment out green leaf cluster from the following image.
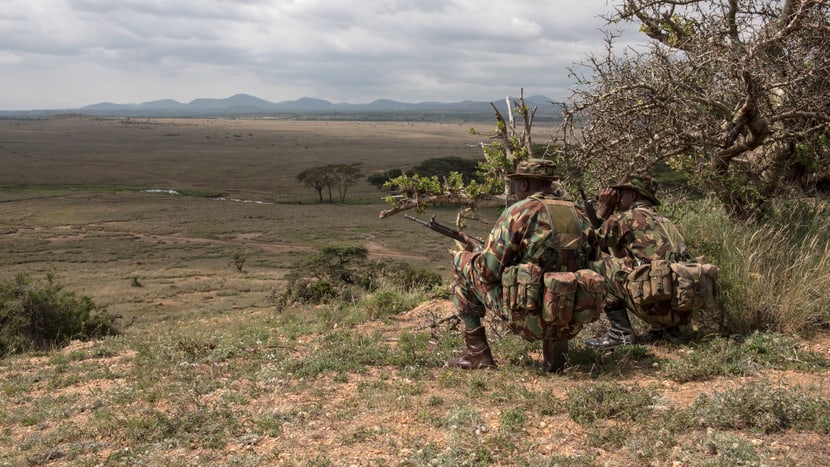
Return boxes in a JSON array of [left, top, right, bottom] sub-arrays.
[[277, 244, 441, 308], [0, 273, 119, 356]]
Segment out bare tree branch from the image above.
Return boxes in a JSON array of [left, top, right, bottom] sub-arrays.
[[558, 0, 830, 218]]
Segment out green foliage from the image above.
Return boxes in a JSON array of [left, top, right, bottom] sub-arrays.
[[364, 259, 442, 291], [362, 290, 412, 318], [410, 156, 481, 183], [341, 289, 427, 327], [390, 331, 446, 368], [498, 406, 527, 432], [660, 332, 830, 383], [677, 199, 830, 335], [366, 168, 403, 189], [278, 244, 442, 308], [382, 112, 538, 214], [671, 431, 763, 466], [280, 330, 391, 378], [0, 273, 119, 356], [381, 153, 509, 210], [475, 143, 512, 195], [284, 279, 339, 305], [384, 173, 445, 201], [285, 243, 369, 298]]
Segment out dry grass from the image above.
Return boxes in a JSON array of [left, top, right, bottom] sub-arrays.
[[1, 116, 497, 322], [0, 117, 500, 202], [1, 117, 828, 466]]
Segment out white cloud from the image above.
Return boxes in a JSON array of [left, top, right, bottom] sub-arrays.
[[0, 0, 633, 109]]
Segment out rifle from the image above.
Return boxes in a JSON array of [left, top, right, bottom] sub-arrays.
[[404, 214, 485, 246], [577, 182, 602, 229]]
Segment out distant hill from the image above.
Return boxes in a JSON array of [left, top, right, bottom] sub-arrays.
[[0, 93, 563, 121]]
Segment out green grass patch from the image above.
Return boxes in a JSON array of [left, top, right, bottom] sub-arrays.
[[688, 379, 830, 434], [566, 382, 657, 426], [661, 331, 830, 382]]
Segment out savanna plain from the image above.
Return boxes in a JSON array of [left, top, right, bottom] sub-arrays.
[[0, 117, 828, 466]]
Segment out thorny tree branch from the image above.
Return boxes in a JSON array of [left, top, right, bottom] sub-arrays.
[[560, 0, 830, 219]]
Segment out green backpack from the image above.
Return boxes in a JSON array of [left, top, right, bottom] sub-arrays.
[[500, 198, 604, 341], [625, 258, 720, 327]]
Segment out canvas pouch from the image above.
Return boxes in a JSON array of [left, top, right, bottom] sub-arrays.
[[502, 263, 544, 312], [670, 261, 719, 313], [542, 268, 605, 327], [542, 272, 577, 326], [571, 269, 605, 324], [626, 259, 673, 306]]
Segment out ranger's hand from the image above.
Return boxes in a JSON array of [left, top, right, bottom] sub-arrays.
[[596, 188, 620, 219], [458, 231, 482, 252]]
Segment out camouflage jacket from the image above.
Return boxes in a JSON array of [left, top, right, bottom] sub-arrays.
[[453, 191, 596, 300], [598, 200, 690, 264]]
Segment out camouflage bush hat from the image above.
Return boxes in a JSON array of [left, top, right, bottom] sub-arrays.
[[506, 158, 559, 180], [612, 174, 660, 205]]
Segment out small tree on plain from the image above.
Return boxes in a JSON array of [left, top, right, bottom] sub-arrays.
[[297, 163, 364, 203], [296, 166, 333, 202], [331, 163, 363, 202]]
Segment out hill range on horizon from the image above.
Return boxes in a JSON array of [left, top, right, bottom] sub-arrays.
[[0, 93, 563, 121]]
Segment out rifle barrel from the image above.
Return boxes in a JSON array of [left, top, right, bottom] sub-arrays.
[[404, 214, 484, 245]]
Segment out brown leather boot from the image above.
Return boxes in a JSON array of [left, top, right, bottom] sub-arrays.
[[444, 326, 496, 369], [542, 339, 568, 373]]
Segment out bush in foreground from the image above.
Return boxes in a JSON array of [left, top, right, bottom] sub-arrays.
[[277, 243, 442, 309], [0, 272, 120, 356]]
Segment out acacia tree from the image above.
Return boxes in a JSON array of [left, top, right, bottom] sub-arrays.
[[560, 0, 830, 219], [297, 163, 364, 203], [379, 90, 540, 220], [296, 166, 333, 202], [331, 163, 363, 202]]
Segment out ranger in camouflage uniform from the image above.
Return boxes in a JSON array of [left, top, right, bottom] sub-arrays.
[[586, 174, 691, 350], [446, 158, 597, 372]]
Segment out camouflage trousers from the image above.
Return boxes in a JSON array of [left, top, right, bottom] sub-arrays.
[[451, 251, 501, 321], [452, 252, 585, 342], [590, 254, 633, 310]]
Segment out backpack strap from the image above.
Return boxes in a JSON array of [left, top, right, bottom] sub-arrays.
[[537, 197, 583, 272], [654, 216, 691, 262]]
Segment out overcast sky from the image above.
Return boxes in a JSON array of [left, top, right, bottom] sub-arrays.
[[0, 0, 633, 110]]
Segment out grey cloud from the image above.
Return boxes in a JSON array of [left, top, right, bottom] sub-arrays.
[[0, 0, 629, 109]]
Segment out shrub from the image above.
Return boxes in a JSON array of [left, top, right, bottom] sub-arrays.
[[410, 156, 481, 183], [689, 379, 830, 434], [0, 272, 119, 356], [231, 252, 247, 272], [566, 382, 656, 426], [278, 244, 442, 308], [660, 332, 830, 383], [367, 168, 403, 189], [364, 259, 442, 292]]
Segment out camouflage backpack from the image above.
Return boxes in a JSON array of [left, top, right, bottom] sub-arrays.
[[501, 197, 604, 341], [625, 258, 720, 328]]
